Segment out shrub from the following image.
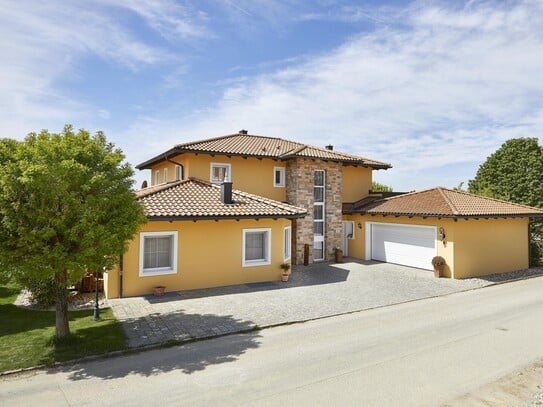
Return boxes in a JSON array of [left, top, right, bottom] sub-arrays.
[[18, 275, 57, 308]]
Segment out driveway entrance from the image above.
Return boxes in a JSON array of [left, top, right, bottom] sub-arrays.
[[108, 260, 494, 347]]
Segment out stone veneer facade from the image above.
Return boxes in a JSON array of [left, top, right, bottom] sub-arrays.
[[286, 158, 343, 265]]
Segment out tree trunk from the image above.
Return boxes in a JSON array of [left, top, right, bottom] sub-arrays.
[[55, 270, 70, 339]]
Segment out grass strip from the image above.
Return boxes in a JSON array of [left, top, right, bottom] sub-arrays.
[[0, 283, 127, 372]]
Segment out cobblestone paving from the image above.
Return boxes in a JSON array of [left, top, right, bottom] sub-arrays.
[[108, 261, 543, 347]]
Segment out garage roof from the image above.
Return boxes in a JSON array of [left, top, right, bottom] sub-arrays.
[[136, 178, 307, 221], [347, 187, 543, 218]]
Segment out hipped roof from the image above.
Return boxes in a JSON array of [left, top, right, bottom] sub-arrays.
[[345, 187, 543, 219], [136, 178, 307, 221], [136, 131, 391, 170]]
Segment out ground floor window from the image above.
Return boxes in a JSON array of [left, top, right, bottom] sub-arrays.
[[243, 228, 271, 267], [139, 231, 178, 276], [283, 226, 291, 261]]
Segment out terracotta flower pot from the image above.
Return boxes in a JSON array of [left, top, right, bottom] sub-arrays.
[[281, 274, 289, 282], [153, 286, 166, 296]]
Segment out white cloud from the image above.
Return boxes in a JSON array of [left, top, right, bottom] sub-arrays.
[[127, 0, 543, 191], [0, 0, 203, 138]]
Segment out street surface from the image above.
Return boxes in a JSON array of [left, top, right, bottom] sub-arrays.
[[2, 277, 543, 406]]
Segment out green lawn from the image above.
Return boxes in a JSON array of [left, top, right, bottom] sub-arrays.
[[0, 282, 127, 372]]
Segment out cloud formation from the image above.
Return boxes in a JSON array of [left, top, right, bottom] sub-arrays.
[[131, 0, 543, 190], [2, 1, 543, 191]]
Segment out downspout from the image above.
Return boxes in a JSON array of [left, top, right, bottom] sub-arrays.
[[164, 154, 184, 180], [119, 254, 123, 298]]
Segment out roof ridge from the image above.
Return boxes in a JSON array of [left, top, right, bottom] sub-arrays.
[[135, 180, 186, 198], [437, 187, 460, 215]]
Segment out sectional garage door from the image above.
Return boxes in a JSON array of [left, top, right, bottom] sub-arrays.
[[370, 223, 436, 270]]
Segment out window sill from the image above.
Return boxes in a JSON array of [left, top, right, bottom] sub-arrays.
[[242, 260, 271, 268], [139, 268, 177, 277]]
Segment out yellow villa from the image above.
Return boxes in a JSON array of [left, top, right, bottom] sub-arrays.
[[103, 130, 543, 298]]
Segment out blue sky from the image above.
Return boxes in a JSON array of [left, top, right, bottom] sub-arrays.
[[1, 0, 542, 191]]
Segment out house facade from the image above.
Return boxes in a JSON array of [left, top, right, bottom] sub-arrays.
[[103, 130, 543, 298], [135, 130, 390, 266]]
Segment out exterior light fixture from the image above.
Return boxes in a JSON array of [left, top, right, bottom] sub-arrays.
[[438, 227, 446, 242], [357, 222, 362, 229]]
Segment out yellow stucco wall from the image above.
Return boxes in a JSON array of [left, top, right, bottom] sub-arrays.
[[105, 218, 292, 298], [149, 154, 286, 202], [451, 217, 528, 278], [341, 215, 529, 279], [341, 166, 372, 202]]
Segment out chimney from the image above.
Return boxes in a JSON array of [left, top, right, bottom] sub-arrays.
[[325, 144, 333, 150], [221, 182, 233, 204], [239, 129, 248, 135]]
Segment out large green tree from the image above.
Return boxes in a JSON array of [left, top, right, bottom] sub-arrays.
[[468, 137, 543, 265], [0, 125, 146, 338]]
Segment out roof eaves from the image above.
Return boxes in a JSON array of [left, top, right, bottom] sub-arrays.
[[145, 212, 307, 221]]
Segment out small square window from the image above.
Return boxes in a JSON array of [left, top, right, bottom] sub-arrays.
[[139, 231, 178, 276], [210, 163, 231, 183], [274, 167, 285, 187], [243, 228, 271, 267]]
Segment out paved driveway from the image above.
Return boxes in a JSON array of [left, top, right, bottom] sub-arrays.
[[108, 260, 519, 348]]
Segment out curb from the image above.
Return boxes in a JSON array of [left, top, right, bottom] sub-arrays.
[[2, 272, 542, 378]]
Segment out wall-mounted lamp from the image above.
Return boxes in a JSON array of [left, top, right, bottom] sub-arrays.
[[357, 222, 362, 229], [438, 227, 446, 242]]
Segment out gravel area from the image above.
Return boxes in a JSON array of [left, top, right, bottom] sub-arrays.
[[14, 289, 108, 311]]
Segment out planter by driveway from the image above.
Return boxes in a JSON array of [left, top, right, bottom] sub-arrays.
[[108, 260, 542, 348]]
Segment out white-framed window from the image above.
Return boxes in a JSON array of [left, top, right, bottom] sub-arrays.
[[283, 226, 291, 261], [274, 167, 285, 187], [139, 231, 178, 276], [344, 221, 355, 239], [242, 228, 271, 267], [154, 170, 160, 185], [164, 167, 168, 183], [210, 163, 231, 183], [314, 170, 325, 261], [175, 165, 182, 181]]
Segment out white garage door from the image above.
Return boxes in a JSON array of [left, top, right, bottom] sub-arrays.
[[370, 223, 436, 270]]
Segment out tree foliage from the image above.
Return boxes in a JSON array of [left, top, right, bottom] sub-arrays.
[[468, 137, 543, 265], [371, 181, 393, 192], [0, 125, 146, 337]]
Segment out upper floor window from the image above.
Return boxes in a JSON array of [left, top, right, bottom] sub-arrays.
[[210, 163, 231, 183], [155, 170, 160, 185], [164, 167, 168, 183], [274, 167, 285, 187], [175, 165, 182, 181], [139, 231, 178, 276]]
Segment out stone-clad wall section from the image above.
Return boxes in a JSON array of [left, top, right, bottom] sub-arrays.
[[286, 158, 343, 264]]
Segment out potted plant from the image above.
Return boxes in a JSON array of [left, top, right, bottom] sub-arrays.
[[280, 262, 291, 282], [431, 256, 446, 278], [153, 285, 166, 296], [334, 247, 343, 263]]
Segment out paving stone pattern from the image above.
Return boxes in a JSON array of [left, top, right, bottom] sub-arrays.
[[108, 261, 543, 348]]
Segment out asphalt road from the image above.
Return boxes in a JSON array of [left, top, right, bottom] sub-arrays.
[[2, 277, 543, 406]]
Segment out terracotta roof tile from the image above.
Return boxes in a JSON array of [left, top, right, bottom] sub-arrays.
[[136, 178, 307, 220], [136, 132, 391, 169], [348, 187, 543, 218]]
